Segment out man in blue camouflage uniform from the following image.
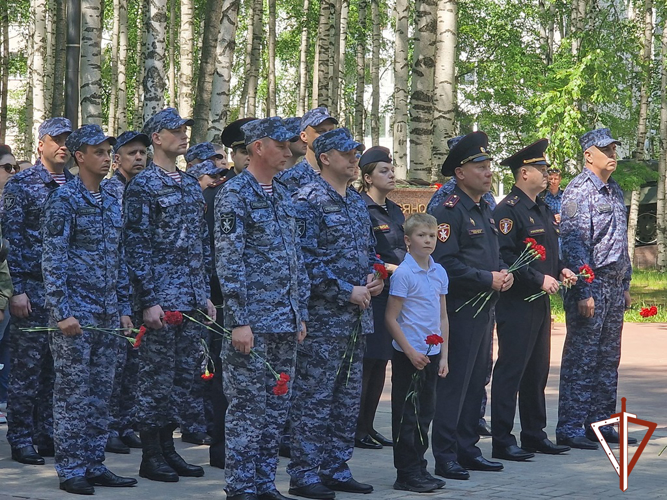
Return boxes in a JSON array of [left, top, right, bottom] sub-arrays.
[[214, 117, 309, 500], [1, 117, 74, 465], [287, 128, 383, 500], [283, 117, 308, 171], [555, 128, 633, 450], [426, 135, 497, 439], [102, 130, 150, 455], [276, 107, 338, 194], [185, 141, 228, 172], [43, 124, 137, 494], [123, 107, 215, 482]]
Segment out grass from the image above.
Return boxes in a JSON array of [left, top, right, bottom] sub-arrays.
[[549, 269, 667, 323]]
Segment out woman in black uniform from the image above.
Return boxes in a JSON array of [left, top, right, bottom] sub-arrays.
[[355, 146, 406, 449]]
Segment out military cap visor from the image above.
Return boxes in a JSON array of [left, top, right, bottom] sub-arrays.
[[499, 138, 550, 171], [241, 117, 298, 146], [300, 107, 339, 132], [113, 131, 150, 154], [579, 128, 621, 152], [359, 146, 392, 168], [313, 128, 364, 158], [142, 107, 194, 140], [441, 131, 493, 176], [65, 124, 116, 155]]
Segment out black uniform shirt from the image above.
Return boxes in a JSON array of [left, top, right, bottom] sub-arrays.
[[361, 192, 406, 266]]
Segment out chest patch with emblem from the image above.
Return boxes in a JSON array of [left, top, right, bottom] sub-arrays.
[[219, 212, 236, 234], [499, 218, 513, 234], [562, 201, 577, 218], [296, 218, 306, 237], [3, 195, 15, 210], [438, 223, 450, 242]]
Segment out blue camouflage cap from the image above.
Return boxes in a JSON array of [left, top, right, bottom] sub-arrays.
[[579, 128, 621, 152], [142, 107, 194, 141], [241, 117, 298, 145], [65, 124, 116, 154], [313, 127, 365, 158], [284, 117, 302, 139], [113, 130, 150, 154], [185, 142, 220, 163], [186, 159, 225, 179], [38, 117, 73, 140], [300, 107, 339, 132]]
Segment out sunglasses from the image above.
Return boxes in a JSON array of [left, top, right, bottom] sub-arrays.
[[0, 163, 19, 173]]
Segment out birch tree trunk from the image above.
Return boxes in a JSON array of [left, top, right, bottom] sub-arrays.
[[239, 0, 256, 118], [296, 0, 310, 116], [26, 30, 34, 158], [0, 1, 9, 142], [178, 0, 195, 118], [168, 0, 176, 107], [353, 0, 367, 142], [191, 0, 224, 144], [31, 0, 48, 150], [143, 0, 168, 123], [570, 0, 586, 55], [336, 0, 349, 124], [109, 0, 120, 133], [44, 0, 54, 117], [370, 0, 380, 144], [312, 36, 320, 109], [268, 0, 277, 116], [657, 16, 667, 271], [208, 0, 239, 141], [408, 0, 437, 181], [316, 0, 331, 107], [80, 0, 104, 125], [627, 0, 653, 263], [392, 0, 409, 179], [116, 0, 129, 132], [432, 0, 457, 181], [246, 0, 263, 117], [330, 0, 341, 115], [51, 0, 66, 116]]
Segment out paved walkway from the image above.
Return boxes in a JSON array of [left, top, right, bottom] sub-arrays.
[[1, 322, 666, 499]]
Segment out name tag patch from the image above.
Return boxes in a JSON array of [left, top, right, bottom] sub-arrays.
[[323, 204, 342, 213], [374, 224, 390, 233], [595, 203, 612, 214], [468, 228, 484, 236], [251, 200, 270, 210]]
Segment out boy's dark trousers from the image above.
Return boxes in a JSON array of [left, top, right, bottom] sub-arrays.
[[391, 349, 439, 479]]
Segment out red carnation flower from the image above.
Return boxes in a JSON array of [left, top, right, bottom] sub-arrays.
[[534, 245, 547, 261], [133, 325, 147, 349], [523, 237, 538, 247], [425, 334, 444, 346], [640, 307, 650, 318], [273, 372, 290, 395], [578, 264, 595, 284], [373, 263, 389, 280], [164, 311, 183, 325], [201, 369, 214, 381]]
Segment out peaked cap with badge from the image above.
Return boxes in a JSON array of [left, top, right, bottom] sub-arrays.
[[578, 127, 621, 152], [38, 117, 73, 140], [441, 131, 493, 176], [499, 138, 550, 172], [221, 118, 257, 149]]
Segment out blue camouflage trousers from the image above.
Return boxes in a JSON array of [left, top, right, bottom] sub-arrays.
[[287, 334, 365, 487], [49, 317, 118, 481], [222, 332, 297, 496], [135, 312, 203, 429], [108, 341, 139, 438], [6, 304, 54, 449], [556, 265, 625, 439]]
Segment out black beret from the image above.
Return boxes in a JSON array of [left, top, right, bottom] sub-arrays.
[[359, 146, 392, 168]]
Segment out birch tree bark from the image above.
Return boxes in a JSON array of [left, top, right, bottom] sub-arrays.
[[31, 0, 48, 150], [296, 0, 310, 116], [178, 0, 195, 118], [80, 0, 104, 125], [26, 29, 34, 158], [109, 0, 120, 133], [432, 0, 457, 181], [0, 0, 9, 142], [370, 0, 380, 144], [268, 0, 277, 116], [208, 0, 240, 141], [570, 0, 586, 55], [408, 0, 437, 181], [246, 0, 263, 117], [116, 0, 129, 132], [316, 0, 332, 107], [239, 0, 257, 118], [657, 16, 667, 271], [44, 0, 54, 116], [312, 36, 320, 109], [353, 0, 367, 142], [51, 0, 66, 116], [168, 0, 176, 107], [134, 0, 148, 129], [143, 0, 168, 122], [627, 0, 653, 263], [336, 0, 349, 123], [191, 0, 224, 144], [392, 0, 409, 179], [330, 0, 341, 115]]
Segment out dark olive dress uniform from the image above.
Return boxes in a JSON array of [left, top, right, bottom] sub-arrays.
[[430, 132, 508, 472], [490, 140, 567, 454]]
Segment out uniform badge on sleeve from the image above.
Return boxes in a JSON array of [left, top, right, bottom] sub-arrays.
[[562, 201, 578, 218], [47, 216, 65, 236], [437, 223, 450, 242], [127, 201, 143, 224], [296, 218, 306, 238], [220, 212, 236, 234], [3, 195, 15, 210], [499, 218, 513, 234]]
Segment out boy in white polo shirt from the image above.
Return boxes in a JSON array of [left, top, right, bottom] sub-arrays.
[[385, 213, 450, 493]]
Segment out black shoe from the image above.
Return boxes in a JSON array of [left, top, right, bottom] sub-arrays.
[[354, 435, 382, 450], [139, 427, 180, 482], [369, 430, 393, 446], [492, 445, 534, 461], [434, 461, 469, 480], [586, 428, 637, 445], [258, 490, 298, 500], [459, 455, 504, 472], [38, 444, 55, 457], [11, 445, 45, 465], [87, 470, 137, 487], [394, 475, 438, 493], [160, 425, 205, 477], [557, 436, 599, 450], [106, 436, 131, 454], [121, 433, 142, 448], [181, 431, 212, 445], [477, 421, 492, 437], [227, 494, 259, 500], [288, 483, 336, 499], [421, 470, 445, 489], [323, 478, 373, 494], [522, 438, 570, 455], [279, 444, 292, 458], [59, 477, 95, 495]]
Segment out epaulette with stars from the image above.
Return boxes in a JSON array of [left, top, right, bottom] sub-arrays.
[[505, 195, 520, 207], [443, 193, 460, 208]]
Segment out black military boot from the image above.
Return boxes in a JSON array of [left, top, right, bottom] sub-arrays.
[[139, 427, 179, 482], [159, 424, 205, 477]]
